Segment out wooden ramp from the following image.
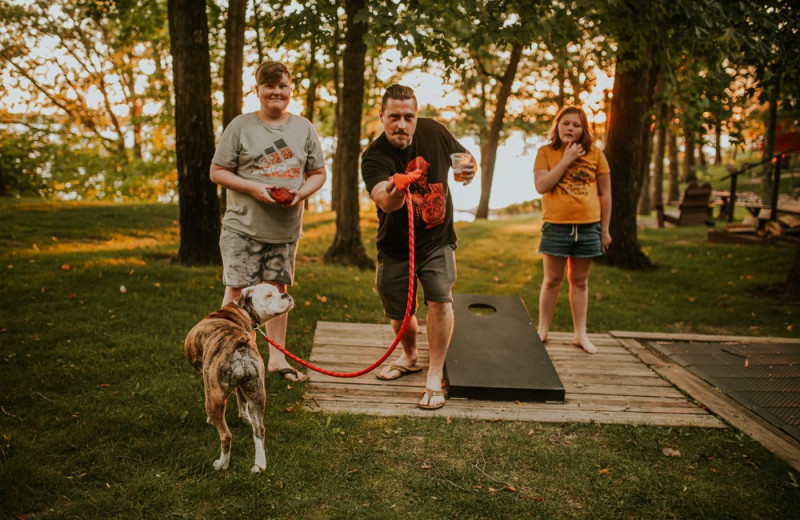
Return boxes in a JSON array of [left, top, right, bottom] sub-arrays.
[[302, 321, 723, 428]]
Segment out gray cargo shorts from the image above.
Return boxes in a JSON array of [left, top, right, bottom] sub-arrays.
[[220, 227, 297, 287]]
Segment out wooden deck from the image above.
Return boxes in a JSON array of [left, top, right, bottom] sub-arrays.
[[301, 321, 724, 428]]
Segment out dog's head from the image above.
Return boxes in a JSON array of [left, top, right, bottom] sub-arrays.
[[237, 284, 294, 326]]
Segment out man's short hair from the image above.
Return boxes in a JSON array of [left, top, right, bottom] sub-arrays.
[[255, 61, 290, 86], [381, 84, 417, 112]]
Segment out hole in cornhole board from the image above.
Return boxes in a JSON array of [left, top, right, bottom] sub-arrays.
[[445, 294, 565, 402]]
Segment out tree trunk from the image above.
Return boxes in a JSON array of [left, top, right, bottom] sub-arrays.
[[251, 0, 264, 63], [330, 22, 342, 214], [652, 102, 667, 208], [323, 0, 373, 269], [0, 162, 10, 197], [474, 41, 522, 220], [697, 136, 707, 169], [220, 0, 246, 215], [168, 0, 221, 265], [762, 73, 780, 203], [682, 123, 697, 183], [667, 107, 680, 202], [714, 124, 723, 165], [597, 52, 654, 270], [305, 38, 318, 124], [638, 128, 653, 215], [222, 0, 246, 129], [637, 63, 658, 216]]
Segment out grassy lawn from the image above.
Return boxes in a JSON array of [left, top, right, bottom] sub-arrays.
[[1, 198, 798, 519]]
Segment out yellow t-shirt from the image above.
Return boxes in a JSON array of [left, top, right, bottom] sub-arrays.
[[534, 145, 610, 223]]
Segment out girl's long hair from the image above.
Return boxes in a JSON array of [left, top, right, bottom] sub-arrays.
[[547, 106, 593, 151]]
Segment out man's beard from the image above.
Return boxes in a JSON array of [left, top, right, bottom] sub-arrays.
[[390, 134, 412, 150]]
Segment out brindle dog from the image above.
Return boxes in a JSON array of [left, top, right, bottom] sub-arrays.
[[184, 284, 294, 473]]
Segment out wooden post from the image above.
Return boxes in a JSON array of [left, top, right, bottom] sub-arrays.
[[728, 172, 738, 223], [770, 154, 782, 221]]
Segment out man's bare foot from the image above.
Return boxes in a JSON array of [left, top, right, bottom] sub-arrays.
[[538, 329, 549, 343], [572, 336, 597, 355]]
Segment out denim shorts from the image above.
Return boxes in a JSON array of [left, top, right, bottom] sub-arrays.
[[220, 228, 297, 287], [538, 222, 602, 258], [376, 244, 457, 320]]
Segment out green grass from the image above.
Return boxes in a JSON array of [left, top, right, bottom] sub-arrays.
[[1, 198, 798, 519]]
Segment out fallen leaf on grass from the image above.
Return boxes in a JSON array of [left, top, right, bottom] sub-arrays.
[[598, 468, 610, 474], [61, 264, 70, 270], [120, 285, 127, 294], [662, 447, 682, 458], [699, 454, 714, 461], [503, 484, 517, 492]]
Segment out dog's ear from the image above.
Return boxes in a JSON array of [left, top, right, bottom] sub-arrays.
[[238, 287, 255, 318]]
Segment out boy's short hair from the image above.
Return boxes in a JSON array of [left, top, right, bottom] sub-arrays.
[[381, 84, 417, 112], [255, 61, 290, 86]]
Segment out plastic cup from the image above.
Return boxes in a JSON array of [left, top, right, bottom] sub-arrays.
[[450, 153, 471, 182]]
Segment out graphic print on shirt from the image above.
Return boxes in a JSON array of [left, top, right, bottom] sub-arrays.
[[558, 167, 592, 198], [405, 156, 446, 229], [252, 138, 302, 180]]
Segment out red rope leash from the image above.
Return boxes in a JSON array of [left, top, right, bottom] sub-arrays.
[[257, 189, 415, 378]]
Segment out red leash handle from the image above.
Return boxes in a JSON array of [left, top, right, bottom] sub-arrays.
[[258, 190, 415, 378]]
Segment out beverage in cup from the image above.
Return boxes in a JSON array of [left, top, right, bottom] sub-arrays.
[[450, 152, 471, 183]]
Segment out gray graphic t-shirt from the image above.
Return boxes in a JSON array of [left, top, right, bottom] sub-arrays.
[[212, 112, 325, 242]]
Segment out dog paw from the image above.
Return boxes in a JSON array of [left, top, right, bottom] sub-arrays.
[[213, 458, 229, 471], [251, 463, 266, 474]]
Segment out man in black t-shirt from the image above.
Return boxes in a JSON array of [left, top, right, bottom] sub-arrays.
[[361, 85, 477, 410]]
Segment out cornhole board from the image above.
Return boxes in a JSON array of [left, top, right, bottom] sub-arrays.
[[445, 294, 565, 402]]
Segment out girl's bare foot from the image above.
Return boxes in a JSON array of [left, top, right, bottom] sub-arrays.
[[572, 336, 597, 354]]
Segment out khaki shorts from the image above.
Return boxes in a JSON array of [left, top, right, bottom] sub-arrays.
[[220, 228, 297, 287], [376, 244, 457, 320]]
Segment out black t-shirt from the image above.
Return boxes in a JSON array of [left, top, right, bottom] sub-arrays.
[[361, 118, 466, 259]]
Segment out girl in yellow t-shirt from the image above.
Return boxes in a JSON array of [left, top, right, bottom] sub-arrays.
[[533, 106, 611, 354]]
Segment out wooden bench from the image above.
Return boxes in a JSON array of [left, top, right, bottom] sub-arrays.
[[657, 182, 714, 227]]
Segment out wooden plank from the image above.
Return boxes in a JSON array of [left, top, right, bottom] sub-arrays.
[[309, 401, 723, 427], [307, 391, 707, 415], [611, 331, 800, 345]]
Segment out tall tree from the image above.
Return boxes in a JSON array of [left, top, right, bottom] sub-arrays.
[[221, 0, 246, 129], [602, 47, 656, 269], [323, 0, 373, 268], [167, 0, 221, 265], [474, 41, 523, 219], [218, 0, 247, 213]]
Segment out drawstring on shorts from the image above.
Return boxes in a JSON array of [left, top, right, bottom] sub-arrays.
[[569, 224, 579, 243]]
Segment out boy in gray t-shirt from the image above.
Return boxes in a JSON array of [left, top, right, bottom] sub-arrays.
[[210, 61, 326, 382], [213, 112, 325, 243]]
